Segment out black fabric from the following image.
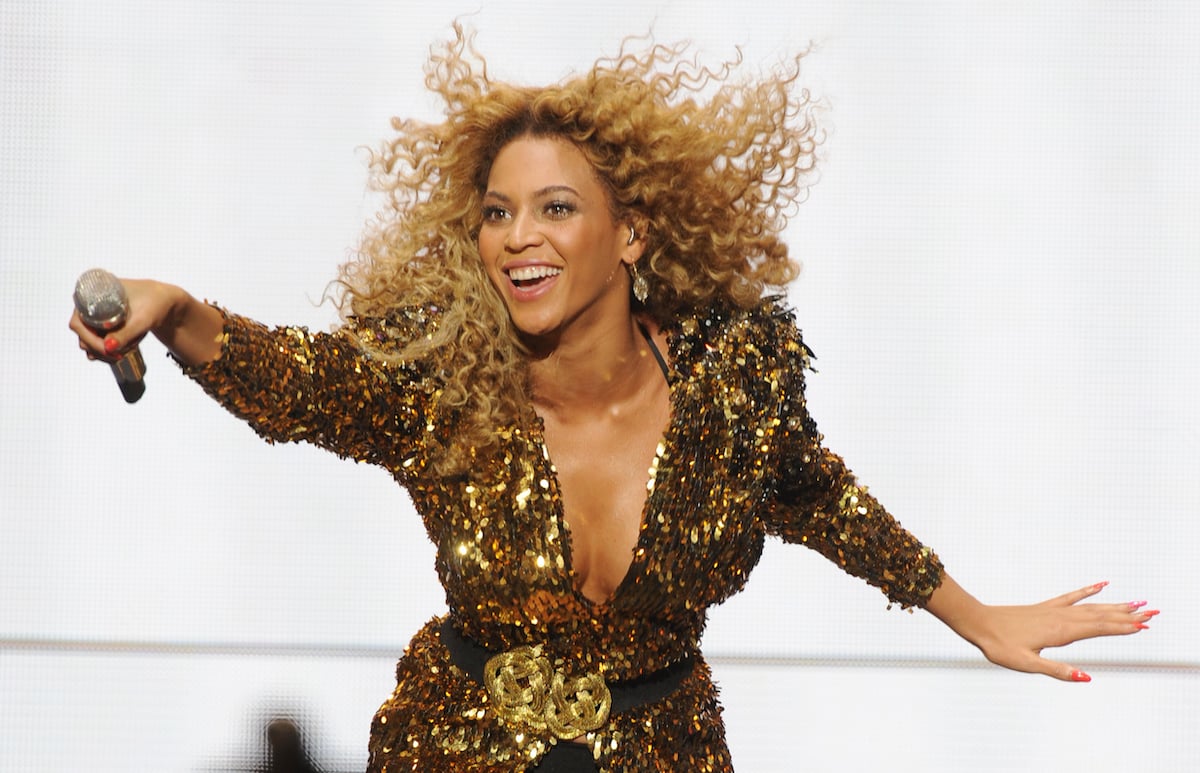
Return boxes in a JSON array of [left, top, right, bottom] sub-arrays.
[[530, 742, 600, 772], [637, 321, 671, 384], [438, 619, 693, 715]]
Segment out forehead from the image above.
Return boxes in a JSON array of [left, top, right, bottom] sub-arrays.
[[486, 135, 605, 196]]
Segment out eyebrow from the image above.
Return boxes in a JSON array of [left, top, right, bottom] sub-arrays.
[[483, 185, 580, 202]]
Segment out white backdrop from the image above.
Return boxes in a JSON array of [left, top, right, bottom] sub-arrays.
[[2, 1, 1197, 771]]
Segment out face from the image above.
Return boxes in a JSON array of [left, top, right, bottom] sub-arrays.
[[477, 135, 642, 340]]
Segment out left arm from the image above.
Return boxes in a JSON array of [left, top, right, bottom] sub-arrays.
[[924, 575, 1155, 682], [758, 302, 1156, 679]]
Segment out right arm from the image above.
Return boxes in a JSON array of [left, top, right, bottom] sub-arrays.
[[70, 278, 224, 367], [70, 277, 436, 468]]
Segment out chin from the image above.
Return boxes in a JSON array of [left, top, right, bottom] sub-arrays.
[[513, 321, 561, 342], [504, 309, 554, 337]]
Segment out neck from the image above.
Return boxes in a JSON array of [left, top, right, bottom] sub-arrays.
[[526, 314, 655, 413]]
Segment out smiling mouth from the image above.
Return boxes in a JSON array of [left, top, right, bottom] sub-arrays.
[[507, 265, 563, 288]]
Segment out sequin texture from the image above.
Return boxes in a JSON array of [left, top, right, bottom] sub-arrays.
[[181, 298, 944, 771]]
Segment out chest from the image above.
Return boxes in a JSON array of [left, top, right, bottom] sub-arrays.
[[421, 351, 782, 627], [539, 391, 671, 605]]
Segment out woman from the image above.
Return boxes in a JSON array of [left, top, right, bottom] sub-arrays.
[[70, 27, 1154, 773]]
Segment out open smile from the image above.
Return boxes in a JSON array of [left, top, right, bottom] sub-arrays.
[[504, 265, 563, 299], [507, 265, 563, 286]]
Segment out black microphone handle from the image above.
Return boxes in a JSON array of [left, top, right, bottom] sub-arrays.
[[110, 346, 147, 403]]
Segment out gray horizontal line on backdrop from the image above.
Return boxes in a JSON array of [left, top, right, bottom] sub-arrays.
[[2, 638, 1196, 674]]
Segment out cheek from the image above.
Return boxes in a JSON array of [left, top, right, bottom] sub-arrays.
[[476, 232, 499, 266], [476, 234, 506, 287], [476, 230, 497, 259]]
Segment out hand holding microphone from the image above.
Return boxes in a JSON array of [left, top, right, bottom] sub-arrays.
[[73, 268, 147, 403], [70, 271, 226, 394]]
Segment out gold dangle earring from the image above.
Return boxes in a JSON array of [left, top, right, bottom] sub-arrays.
[[627, 226, 649, 303]]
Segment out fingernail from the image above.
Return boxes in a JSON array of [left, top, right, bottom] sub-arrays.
[[104, 336, 120, 355], [1091, 581, 1109, 591], [1144, 609, 1161, 617], [1128, 600, 1148, 609], [1136, 623, 1150, 630], [1070, 670, 1091, 683]]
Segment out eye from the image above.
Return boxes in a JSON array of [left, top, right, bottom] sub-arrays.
[[481, 205, 510, 223], [544, 201, 575, 219]]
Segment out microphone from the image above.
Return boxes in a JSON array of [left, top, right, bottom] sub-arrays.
[[73, 268, 146, 403]]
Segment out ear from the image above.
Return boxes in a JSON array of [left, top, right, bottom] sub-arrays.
[[620, 222, 647, 265]]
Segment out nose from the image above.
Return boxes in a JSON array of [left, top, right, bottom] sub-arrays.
[[503, 210, 543, 252]]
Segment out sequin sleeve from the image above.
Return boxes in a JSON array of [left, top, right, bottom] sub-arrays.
[[758, 304, 944, 609], [177, 306, 437, 470]]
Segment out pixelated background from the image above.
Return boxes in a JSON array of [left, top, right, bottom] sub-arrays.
[[2, 1, 1197, 770]]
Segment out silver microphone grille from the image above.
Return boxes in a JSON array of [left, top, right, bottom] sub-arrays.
[[73, 268, 129, 330]]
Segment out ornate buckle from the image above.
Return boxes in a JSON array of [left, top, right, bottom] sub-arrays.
[[483, 645, 612, 740]]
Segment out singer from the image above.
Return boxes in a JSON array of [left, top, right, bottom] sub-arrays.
[[69, 27, 1155, 772]]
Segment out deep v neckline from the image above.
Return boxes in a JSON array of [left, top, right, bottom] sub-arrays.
[[532, 323, 675, 610]]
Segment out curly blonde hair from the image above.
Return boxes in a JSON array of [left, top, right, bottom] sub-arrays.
[[337, 24, 820, 476]]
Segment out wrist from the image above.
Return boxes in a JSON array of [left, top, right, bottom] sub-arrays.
[[156, 286, 224, 365], [924, 573, 994, 652]]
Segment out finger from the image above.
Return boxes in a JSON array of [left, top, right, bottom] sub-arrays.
[[70, 311, 114, 360], [1125, 601, 1162, 618], [1045, 580, 1109, 608], [70, 310, 135, 364], [1093, 601, 1160, 629], [96, 327, 147, 359], [1031, 655, 1092, 683], [102, 332, 123, 356], [1079, 600, 1156, 620], [69, 311, 103, 348], [986, 647, 1085, 682], [1121, 602, 1161, 631], [1046, 608, 1157, 647]]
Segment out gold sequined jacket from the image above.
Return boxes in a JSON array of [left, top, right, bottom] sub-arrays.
[[183, 298, 944, 772]]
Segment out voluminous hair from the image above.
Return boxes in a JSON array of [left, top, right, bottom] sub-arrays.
[[336, 24, 821, 476]]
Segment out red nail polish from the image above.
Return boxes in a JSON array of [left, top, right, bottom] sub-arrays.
[[1070, 670, 1091, 683], [1144, 610, 1161, 617], [104, 337, 120, 355], [1136, 623, 1150, 630]]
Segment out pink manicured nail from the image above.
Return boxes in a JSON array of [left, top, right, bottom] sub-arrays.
[[1070, 670, 1091, 683], [1091, 581, 1109, 591], [1128, 600, 1148, 609], [1136, 623, 1150, 631], [104, 337, 120, 355], [1143, 610, 1161, 617]]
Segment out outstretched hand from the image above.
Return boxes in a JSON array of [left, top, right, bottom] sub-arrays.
[[69, 277, 225, 367], [926, 577, 1157, 682]]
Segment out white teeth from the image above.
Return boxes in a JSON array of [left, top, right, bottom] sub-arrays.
[[507, 265, 562, 282]]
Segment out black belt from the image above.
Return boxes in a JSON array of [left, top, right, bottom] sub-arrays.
[[439, 619, 692, 724]]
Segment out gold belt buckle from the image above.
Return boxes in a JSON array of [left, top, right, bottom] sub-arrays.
[[483, 645, 612, 740]]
